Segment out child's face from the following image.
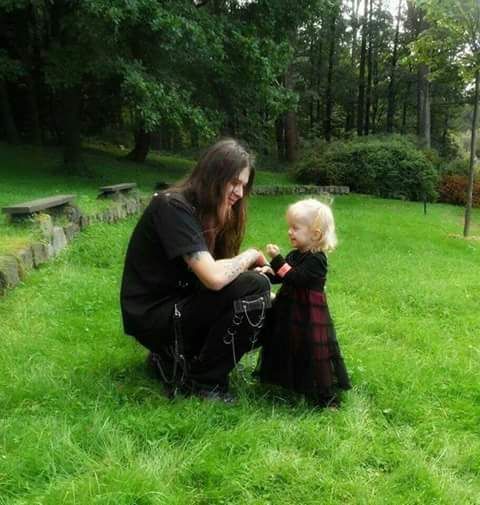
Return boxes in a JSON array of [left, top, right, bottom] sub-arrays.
[[286, 212, 314, 252]]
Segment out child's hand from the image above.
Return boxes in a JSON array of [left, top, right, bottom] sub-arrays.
[[266, 243, 280, 259], [254, 265, 274, 277]]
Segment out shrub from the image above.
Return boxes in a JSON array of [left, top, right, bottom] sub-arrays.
[[442, 158, 470, 177], [438, 174, 480, 207], [293, 135, 439, 201]]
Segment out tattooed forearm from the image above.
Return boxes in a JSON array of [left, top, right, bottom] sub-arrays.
[[217, 248, 259, 284], [183, 248, 260, 290]]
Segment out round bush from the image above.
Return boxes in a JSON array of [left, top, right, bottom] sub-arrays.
[[293, 135, 439, 201]]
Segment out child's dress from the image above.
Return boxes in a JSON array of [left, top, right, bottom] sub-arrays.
[[258, 249, 351, 405]]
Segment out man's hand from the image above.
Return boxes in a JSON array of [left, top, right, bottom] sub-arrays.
[[266, 243, 280, 259], [255, 251, 269, 267]]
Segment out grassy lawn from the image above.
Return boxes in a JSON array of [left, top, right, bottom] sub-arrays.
[[1, 144, 479, 503], [0, 143, 293, 257]]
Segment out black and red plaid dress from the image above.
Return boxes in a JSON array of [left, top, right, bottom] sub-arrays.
[[258, 250, 351, 405]]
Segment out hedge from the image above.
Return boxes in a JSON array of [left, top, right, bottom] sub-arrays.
[[293, 135, 438, 202]]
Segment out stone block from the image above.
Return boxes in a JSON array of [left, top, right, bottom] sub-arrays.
[[17, 247, 34, 271], [64, 222, 80, 242], [117, 204, 127, 219], [52, 226, 67, 255], [111, 207, 120, 222], [36, 213, 53, 240], [46, 243, 54, 259], [64, 204, 82, 224], [0, 255, 21, 293], [80, 215, 90, 230], [32, 242, 48, 267]]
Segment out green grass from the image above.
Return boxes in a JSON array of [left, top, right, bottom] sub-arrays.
[[0, 143, 292, 258], [1, 161, 479, 504]]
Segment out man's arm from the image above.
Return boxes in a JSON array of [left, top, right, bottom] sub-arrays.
[[184, 248, 262, 291]]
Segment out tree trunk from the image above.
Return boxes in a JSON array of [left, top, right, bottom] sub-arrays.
[[25, 73, 42, 145], [284, 68, 297, 163], [418, 64, 431, 148], [364, 0, 374, 135], [275, 116, 286, 161], [401, 82, 410, 134], [372, 52, 380, 133], [0, 80, 20, 144], [151, 132, 163, 150], [189, 128, 199, 149], [285, 111, 297, 163], [357, 0, 368, 136], [308, 29, 316, 130], [61, 86, 83, 169], [416, 79, 422, 136], [424, 77, 431, 148], [324, 11, 337, 142], [126, 128, 151, 163], [464, 68, 479, 238], [345, 0, 360, 133], [440, 110, 450, 154], [315, 35, 324, 129], [386, 0, 402, 132]]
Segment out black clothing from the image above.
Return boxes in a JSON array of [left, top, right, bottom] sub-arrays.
[[258, 250, 351, 405], [121, 192, 207, 337], [120, 191, 270, 390]]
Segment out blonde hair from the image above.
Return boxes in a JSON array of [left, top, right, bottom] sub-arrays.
[[287, 198, 338, 253]]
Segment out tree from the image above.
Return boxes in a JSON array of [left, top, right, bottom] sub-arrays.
[[415, 0, 480, 236], [357, 0, 369, 135], [386, 0, 403, 132]]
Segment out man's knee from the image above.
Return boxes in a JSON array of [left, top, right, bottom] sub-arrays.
[[233, 271, 270, 297]]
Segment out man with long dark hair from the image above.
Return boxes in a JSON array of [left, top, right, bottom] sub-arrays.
[[120, 138, 270, 402]]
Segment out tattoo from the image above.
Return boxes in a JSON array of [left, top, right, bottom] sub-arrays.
[[218, 249, 258, 283]]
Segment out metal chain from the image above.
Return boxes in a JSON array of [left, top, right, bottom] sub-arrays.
[[241, 297, 266, 328], [224, 296, 267, 374]]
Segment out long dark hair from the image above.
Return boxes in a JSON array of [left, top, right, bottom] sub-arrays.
[[172, 138, 255, 258]]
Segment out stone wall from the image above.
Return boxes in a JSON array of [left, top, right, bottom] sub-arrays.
[[252, 185, 349, 196], [0, 193, 148, 297]]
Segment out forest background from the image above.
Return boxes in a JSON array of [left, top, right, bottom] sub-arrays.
[[1, 0, 479, 232]]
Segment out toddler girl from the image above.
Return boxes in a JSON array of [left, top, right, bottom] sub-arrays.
[[257, 198, 351, 407]]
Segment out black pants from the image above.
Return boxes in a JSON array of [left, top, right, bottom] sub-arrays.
[[135, 271, 270, 390]]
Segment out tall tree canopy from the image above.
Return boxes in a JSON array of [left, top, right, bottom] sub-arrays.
[[0, 0, 477, 173]]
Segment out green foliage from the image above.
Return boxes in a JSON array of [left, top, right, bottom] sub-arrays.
[[0, 49, 24, 80], [293, 136, 439, 201], [442, 158, 471, 176], [119, 60, 217, 139]]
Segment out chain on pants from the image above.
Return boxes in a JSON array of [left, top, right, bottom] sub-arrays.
[[224, 293, 269, 376]]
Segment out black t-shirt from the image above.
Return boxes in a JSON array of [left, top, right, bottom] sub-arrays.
[[120, 191, 208, 336]]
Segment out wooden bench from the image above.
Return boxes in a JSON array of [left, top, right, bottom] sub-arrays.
[[2, 194, 76, 218], [98, 183, 137, 198]]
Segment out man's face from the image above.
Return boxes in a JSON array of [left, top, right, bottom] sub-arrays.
[[224, 166, 250, 209]]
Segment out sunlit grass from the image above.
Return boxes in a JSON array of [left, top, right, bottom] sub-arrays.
[[1, 184, 479, 503]]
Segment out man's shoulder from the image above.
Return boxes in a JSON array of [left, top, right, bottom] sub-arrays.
[[151, 191, 196, 215]]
